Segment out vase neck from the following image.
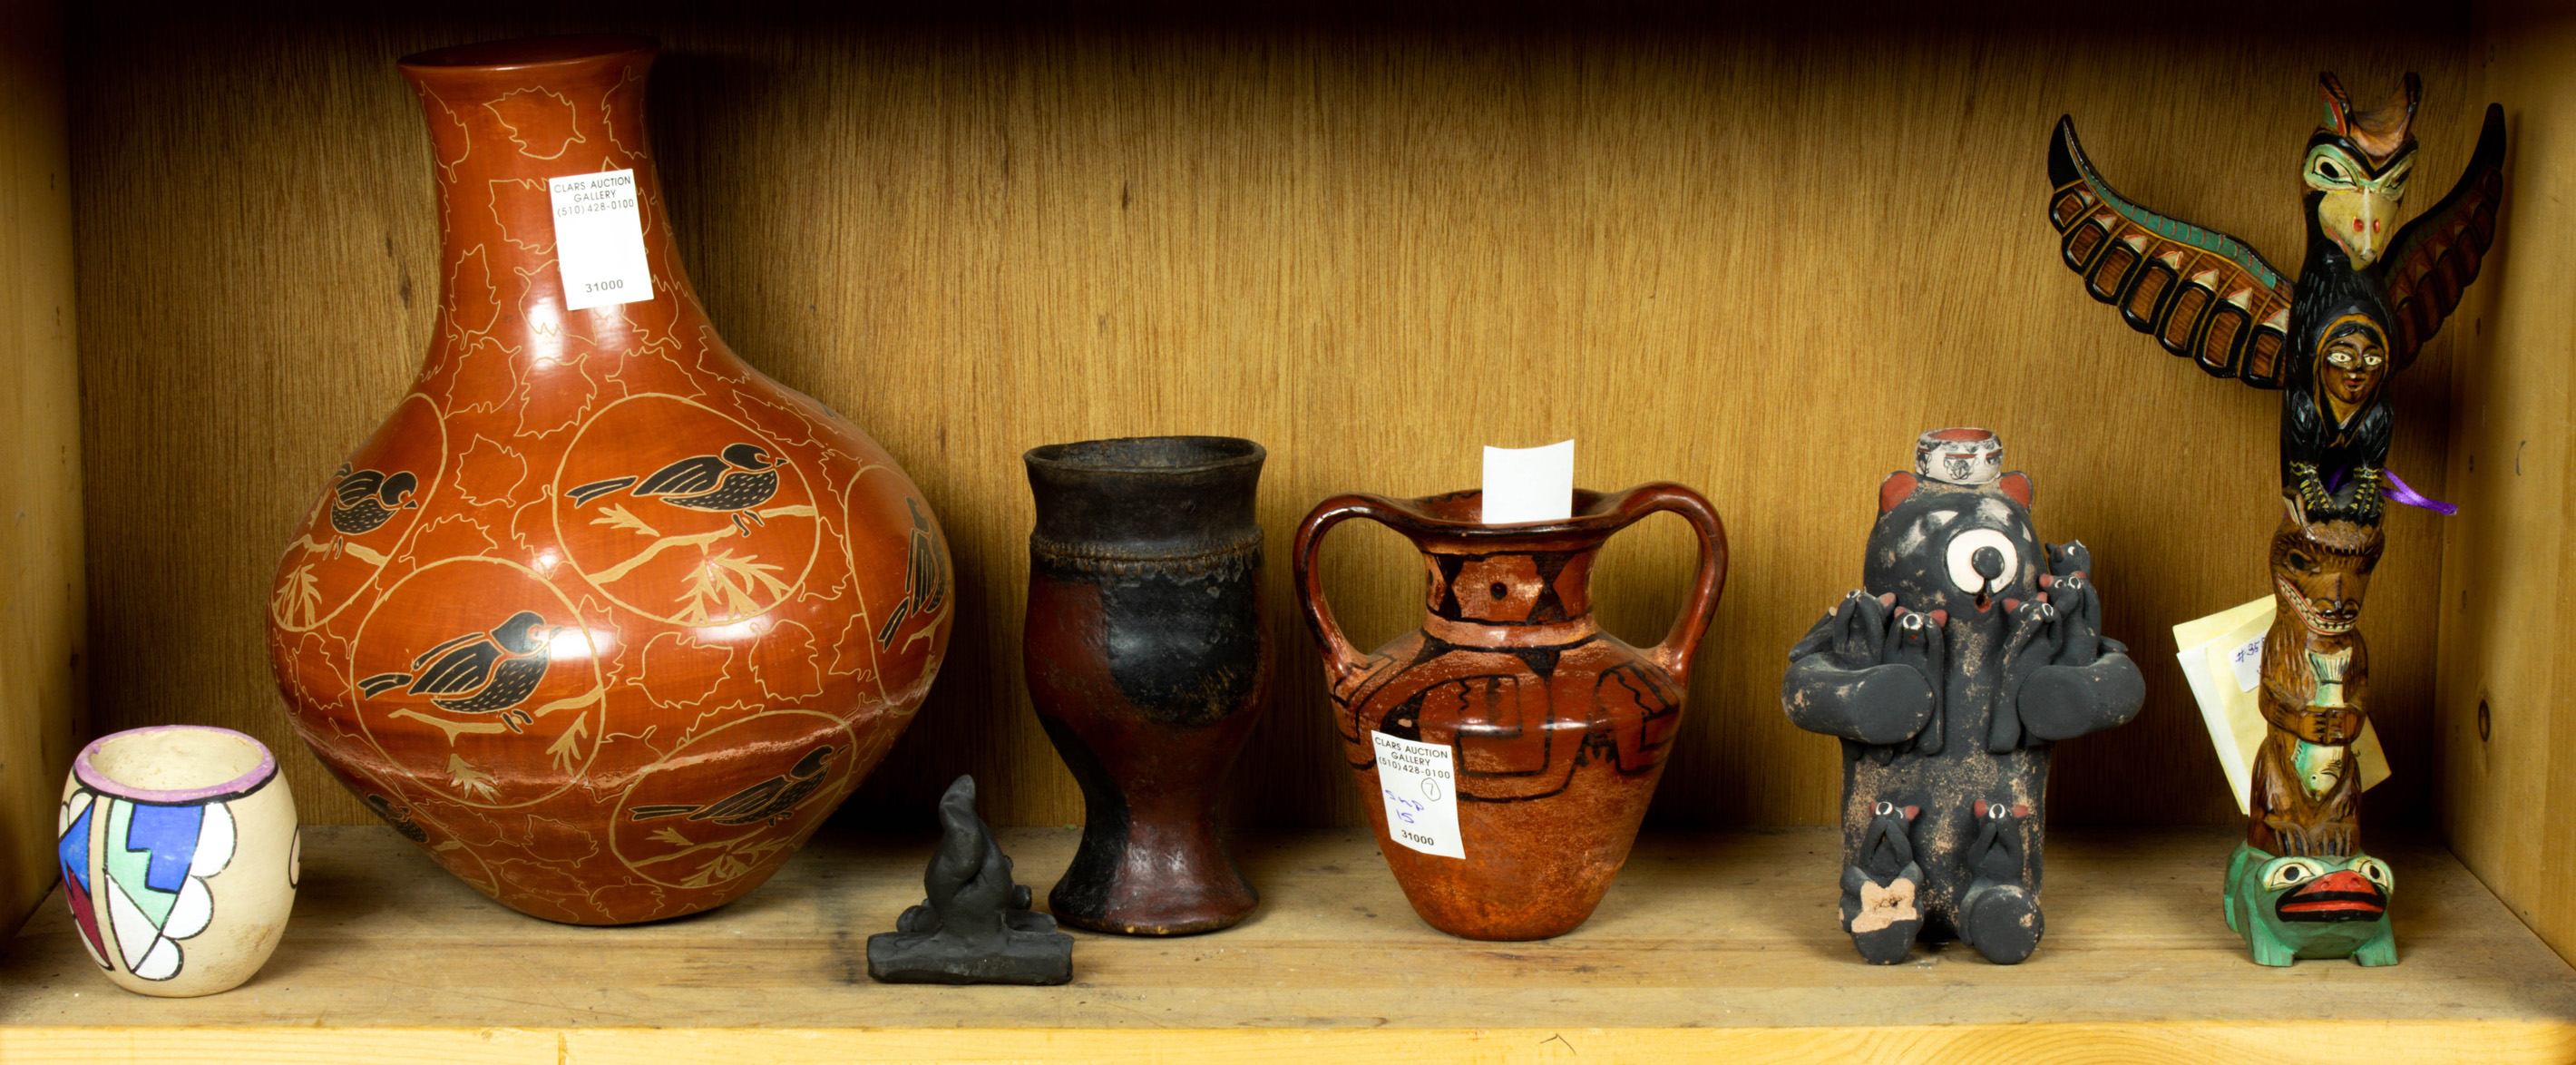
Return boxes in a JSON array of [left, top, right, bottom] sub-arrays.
[[1415, 542, 1602, 649], [400, 36, 712, 371]]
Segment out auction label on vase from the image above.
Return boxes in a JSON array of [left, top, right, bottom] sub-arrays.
[[1371, 730, 1465, 858], [548, 169, 655, 311]]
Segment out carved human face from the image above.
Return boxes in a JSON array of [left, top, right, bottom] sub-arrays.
[[2317, 315, 2389, 415], [2270, 516, 2382, 636]]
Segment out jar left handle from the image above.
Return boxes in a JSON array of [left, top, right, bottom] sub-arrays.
[[1292, 493, 1406, 688]]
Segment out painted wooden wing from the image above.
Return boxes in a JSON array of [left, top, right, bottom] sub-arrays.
[[2048, 116, 2296, 387], [2380, 103, 2506, 371]]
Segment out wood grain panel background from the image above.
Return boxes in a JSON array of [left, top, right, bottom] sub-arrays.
[[0, 0, 83, 935], [2442, 1, 2576, 964], [69, 3, 2479, 830]]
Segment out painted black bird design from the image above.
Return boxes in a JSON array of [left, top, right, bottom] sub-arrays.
[[875, 498, 946, 649], [567, 442, 783, 535], [357, 610, 563, 732], [365, 793, 431, 844], [629, 745, 839, 826], [327, 464, 419, 552]]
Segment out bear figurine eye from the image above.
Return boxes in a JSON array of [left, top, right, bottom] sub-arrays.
[[1945, 529, 2019, 597]]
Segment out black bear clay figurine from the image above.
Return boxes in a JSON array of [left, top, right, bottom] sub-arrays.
[[1783, 428, 2144, 964], [866, 776, 1075, 985]]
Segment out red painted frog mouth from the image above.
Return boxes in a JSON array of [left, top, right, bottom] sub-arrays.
[[2276, 869, 2386, 923]]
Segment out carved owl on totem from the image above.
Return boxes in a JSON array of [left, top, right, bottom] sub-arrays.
[[2047, 73, 2505, 526]]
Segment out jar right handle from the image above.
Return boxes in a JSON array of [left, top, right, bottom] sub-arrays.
[[1292, 493, 1404, 689], [1608, 483, 1731, 684]]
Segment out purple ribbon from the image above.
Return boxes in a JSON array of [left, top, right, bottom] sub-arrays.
[[2383, 467, 2458, 515]]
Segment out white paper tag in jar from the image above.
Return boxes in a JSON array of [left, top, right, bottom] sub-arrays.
[[1482, 440, 1574, 524], [1371, 730, 1465, 858], [547, 169, 655, 310]]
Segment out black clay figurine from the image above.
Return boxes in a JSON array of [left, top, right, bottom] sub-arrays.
[[866, 776, 1074, 985], [1782, 428, 2144, 965]]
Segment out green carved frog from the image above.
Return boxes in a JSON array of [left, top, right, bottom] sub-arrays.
[[2223, 843, 2395, 966]]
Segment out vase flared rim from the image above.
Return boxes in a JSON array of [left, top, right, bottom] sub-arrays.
[[74, 725, 279, 806], [1025, 435, 1265, 476], [1369, 487, 1631, 535], [399, 34, 656, 73]]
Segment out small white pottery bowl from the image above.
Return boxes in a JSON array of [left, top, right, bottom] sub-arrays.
[[57, 725, 299, 996]]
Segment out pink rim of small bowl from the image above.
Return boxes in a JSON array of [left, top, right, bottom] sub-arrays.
[[73, 725, 278, 805]]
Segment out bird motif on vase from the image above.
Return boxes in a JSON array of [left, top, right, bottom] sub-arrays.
[[358, 610, 565, 733], [327, 464, 419, 553], [568, 442, 783, 535], [874, 497, 946, 650], [2046, 72, 2504, 525], [364, 793, 431, 844], [629, 745, 840, 827]]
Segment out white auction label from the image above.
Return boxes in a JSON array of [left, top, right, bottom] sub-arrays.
[[1371, 730, 1465, 859], [548, 169, 655, 310], [2228, 632, 2265, 693]]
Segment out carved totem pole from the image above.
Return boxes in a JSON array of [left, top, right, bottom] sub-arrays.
[[1783, 429, 2145, 965], [2046, 73, 2506, 964]]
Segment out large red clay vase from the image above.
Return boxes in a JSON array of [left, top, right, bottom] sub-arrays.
[[1293, 485, 1727, 940], [265, 35, 953, 924]]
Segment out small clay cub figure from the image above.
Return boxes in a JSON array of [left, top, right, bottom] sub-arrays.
[[1783, 428, 2144, 964]]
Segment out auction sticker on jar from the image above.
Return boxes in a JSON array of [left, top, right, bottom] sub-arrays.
[[548, 169, 655, 310], [1371, 730, 1465, 858]]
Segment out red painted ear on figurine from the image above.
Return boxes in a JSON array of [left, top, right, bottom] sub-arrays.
[[1998, 472, 2033, 506], [1878, 472, 1918, 514]]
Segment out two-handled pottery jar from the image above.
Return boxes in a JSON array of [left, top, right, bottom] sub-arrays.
[[1293, 484, 1728, 940]]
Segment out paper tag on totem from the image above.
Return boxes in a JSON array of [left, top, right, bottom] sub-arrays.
[[2228, 632, 2266, 693], [2174, 597, 2391, 817], [1371, 730, 1465, 858], [1481, 440, 1574, 524], [548, 169, 655, 310]]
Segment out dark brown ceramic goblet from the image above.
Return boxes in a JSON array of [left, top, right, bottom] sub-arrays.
[[1022, 436, 1270, 935]]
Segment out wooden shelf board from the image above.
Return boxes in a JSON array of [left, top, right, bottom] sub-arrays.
[[4, 825, 2572, 1063]]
